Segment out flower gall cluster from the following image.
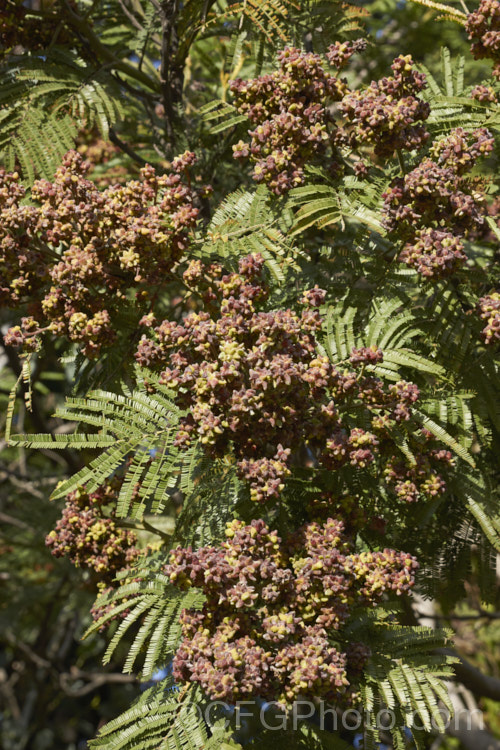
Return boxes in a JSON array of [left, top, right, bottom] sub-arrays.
[[1, 150, 201, 357], [45, 482, 139, 583], [136, 254, 442, 503], [325, 39, 368, 70], [339, 55, 430, 159], [166, 518, 418, 706], [466, 0, 500, 80], [383, 128, 494, 278], [477, 292, 500, 344], [229, 47, 432, 193], [230, 47, 348, 194]]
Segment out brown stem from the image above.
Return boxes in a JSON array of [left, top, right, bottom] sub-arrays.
[[61, 1, 158, 91], [158, 0, 184, 147], [109, 127, 150, 167]]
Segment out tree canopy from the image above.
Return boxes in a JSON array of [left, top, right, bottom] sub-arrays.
[[1, 1, 499, 748]]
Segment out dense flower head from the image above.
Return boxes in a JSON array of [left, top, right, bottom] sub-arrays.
[[399, 228, 467, 278], [230, 47, 348, 194], [349, 346, 384, 367], [383, 159, 485, 238], [166, 518, 418, 705], [0, 150, 201, 357], [466, 0, 500, 79], [384, 441, 455, 503], [229, 47, 435, 191], [339, 55, 430, 158], [45, 481, 139, 583], [301, 285, 327, 308], [428, 127, 494, 174], [477, 292, 500, 343], [383, 128, 494, 278], [136, 254, 449, 503], [470, 84, 498, 102], [326, 39, 368, 70]]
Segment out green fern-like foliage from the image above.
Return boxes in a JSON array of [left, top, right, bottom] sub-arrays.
[[421, 49, 500, 135], [3, 2, 500, 747], [14, 375, 185, 518], [88, 681, 236, 749], [359, 623, 457, 750], [0, 52, 126, 182], [205, 0, 300, 42], [200, 0, 365, 48], [87, 572, 204, 679]]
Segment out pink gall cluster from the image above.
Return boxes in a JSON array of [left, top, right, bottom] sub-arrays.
[[45, 482, 139, 583], [470, 84, 498, 102], [349, 346, 384, 367], [339, 55, 430, 159], [429, 127, 494, 174], [229, 47, 433, 192], [466, 0, 500, 79], [399, 228, 467, 278], [477, 292, 500, 343], [1, 150, 201, 357], [136, 254, 431, 503], [230, 47, 348, 194], [326, 39, 367, 70], [384, 432, 455, 503], [383, 128, 494, 279], [166, 518, 418, 706]]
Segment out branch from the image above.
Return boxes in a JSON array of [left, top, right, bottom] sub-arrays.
[[446, 681, 500, 750], [414, 609, 500, 621], [437, 648, 500, 702], [109, 127, 150, 167], [449, 724, 500, 750], [4, 631, 138, 698], [61, 1, 158, 91], [413, 599, 500, 702], [59, 668, 138, 697], [0, 511, 36, 533], [158, 0, 184, 145]]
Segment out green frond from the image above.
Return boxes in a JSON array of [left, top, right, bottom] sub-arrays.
[[203, 0, 300, 43], [414, 410, 476, 467], [196, 187, 298, 281], [11, 379, 185, 518], [361, 624, 456, 744], [325, 303, 359, 362], [366, 299, 424, 350], [420, 49, 500, 135], [462, 475, 500, 553], [199, 98, 247, 134], [288, 181, 385, 236], [175, 459, 243, 546], [419, 480, 499, 605], [0, 52, 126, 182], [0, 108, 78, 185], [87, 576, 204, 679], [89, 682, 210, 750]]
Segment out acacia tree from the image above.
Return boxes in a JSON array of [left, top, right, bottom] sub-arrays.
[[1, 0, 500, 749]]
